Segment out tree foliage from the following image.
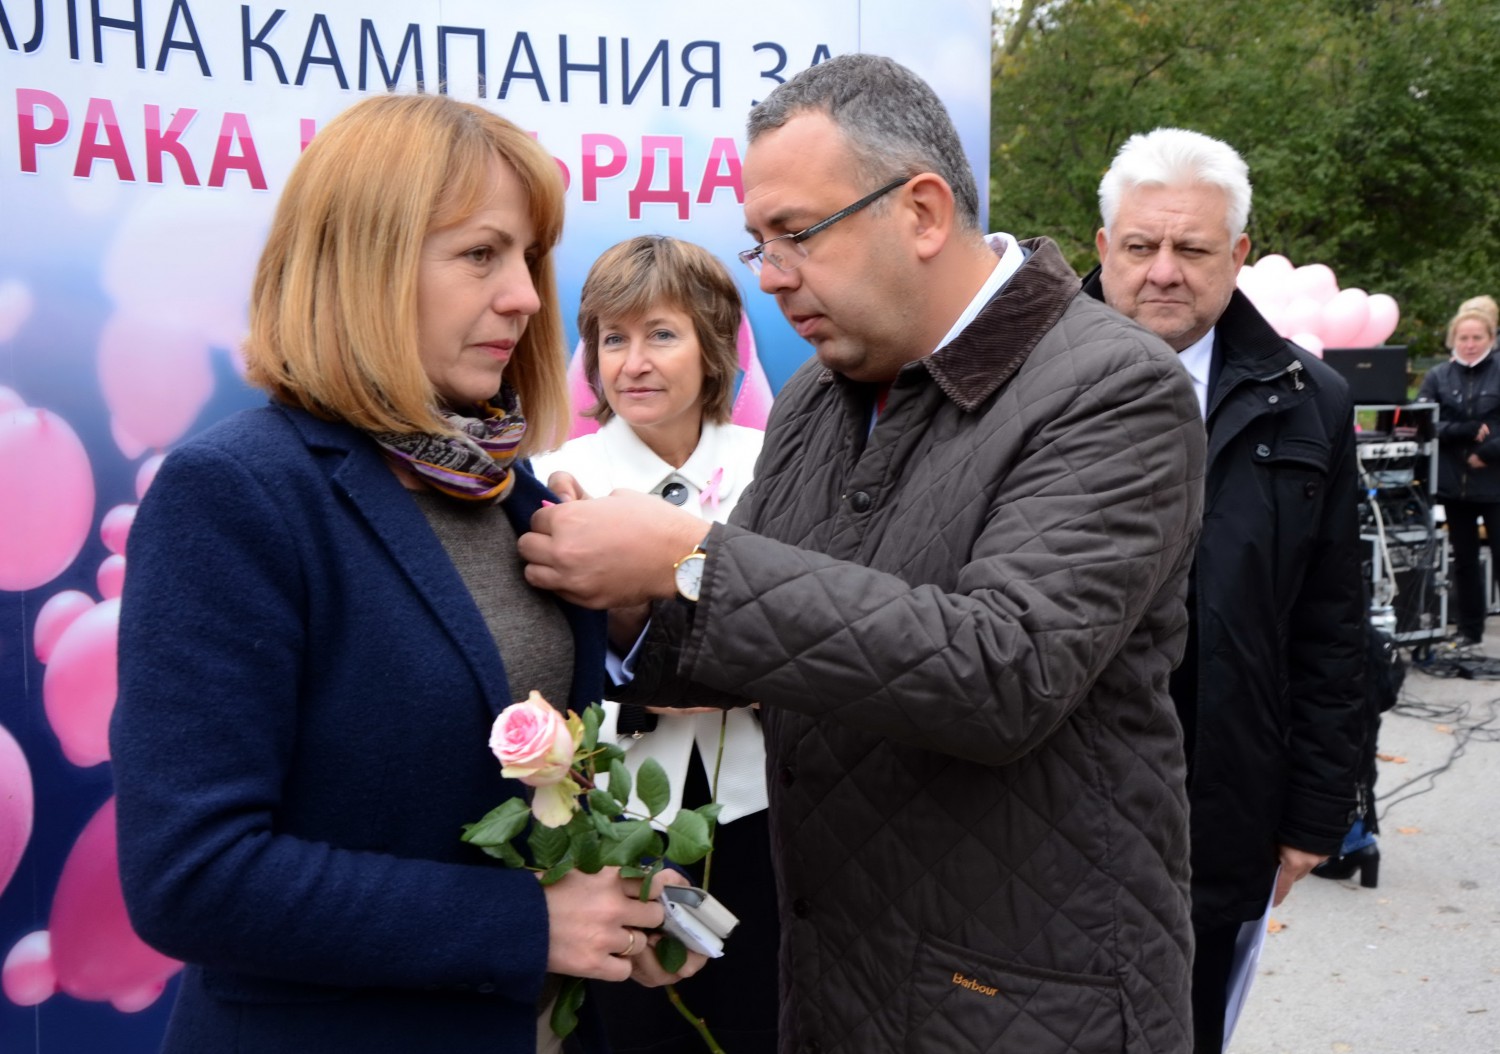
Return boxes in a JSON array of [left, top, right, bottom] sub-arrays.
[[992, 0, 1500, 359]]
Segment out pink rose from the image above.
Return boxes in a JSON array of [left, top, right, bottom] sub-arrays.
[[489, 691, 578, 789]]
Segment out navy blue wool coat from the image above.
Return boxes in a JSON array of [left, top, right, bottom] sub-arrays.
[[111, 403, 607, 1053]]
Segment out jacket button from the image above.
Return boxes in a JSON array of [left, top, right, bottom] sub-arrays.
[[792, 897, 811, 918], [477, 982, 496, 994], [779, 765, 796, 787], [849, 491, 872, 512], [1268, 394, 1279, 405], [1255, 443, 1271, 458], [1304, 481, 1319, 497]]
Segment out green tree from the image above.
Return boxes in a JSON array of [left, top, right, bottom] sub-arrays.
[[992, 0, 1500, 360]]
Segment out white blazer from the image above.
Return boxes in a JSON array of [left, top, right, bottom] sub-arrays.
[[531, 418, 767, 824]]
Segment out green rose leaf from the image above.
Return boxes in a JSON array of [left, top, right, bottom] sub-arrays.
[[527, 820, 570, 868], [693, 801, 724, 826], [608, 759, 633, 808], [618, 864, 649, 879], [460, 797, 532, 847], [582, 704, 602, 754], [588, 788, 624, 818], [538, 852, 575, 886], [595, 742, 627, 766], [665, 809, 712, 865], [479, 843, 526, 869], [600, 819, 656, 868], [636, 757, 671, 817], [574, 829, 604, 874], [549, 975, 587, 1039], [654, 934, 688, 974]]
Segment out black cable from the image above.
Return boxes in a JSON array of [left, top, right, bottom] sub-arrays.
[[1376, 675, 1500, 821]]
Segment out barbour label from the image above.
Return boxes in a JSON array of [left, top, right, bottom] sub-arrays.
[[950, 971, 998, 997]]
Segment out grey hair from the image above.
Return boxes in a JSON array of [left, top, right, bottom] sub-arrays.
[[1098, 128, 1252, 239], [747, 53, 980, 231]]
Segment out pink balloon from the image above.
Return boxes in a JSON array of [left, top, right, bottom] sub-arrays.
[[1277, 296, 1325, 341], [98, 311, 215, 452], [1254, 253, 1294, 277], [2, 931, 57, 1006], [1289, 332, 1325, 358], [42, 598, 120, 768], [134, 453, 166, 501], [0, 724, 33, 898], [0, 386, 24, 412], [100, 503, 137, 556], [1353, 293, 1401, 347], [1320, 287, 1371, 349], [731, 313, 773, 430], [1290, 263, 1340, 305], [96, 555, 126, 600], [33, 590, 96, 663], [48, 798, 181, 1007], [0, 408, 95, 592]]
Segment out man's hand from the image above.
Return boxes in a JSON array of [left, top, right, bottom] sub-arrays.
[[1273, 845, 1328, 907], [519, 489, 710, 609], [544, 470, 590, 503]]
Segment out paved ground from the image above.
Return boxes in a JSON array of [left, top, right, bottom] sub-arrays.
[[1228, 631, 1500, 1054]]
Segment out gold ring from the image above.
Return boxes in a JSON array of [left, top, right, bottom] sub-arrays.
[[617, 929, 639, 957]]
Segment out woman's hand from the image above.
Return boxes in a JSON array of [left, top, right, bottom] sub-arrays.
[[1469, 453, 1488, 469], [626, 870, 710, 987], [545, 470, 592, 503], [1477, 423, 1491, 443], [540, 867, 665, 981]]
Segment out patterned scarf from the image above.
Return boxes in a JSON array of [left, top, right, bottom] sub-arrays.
[[373, 386, 528, 502]]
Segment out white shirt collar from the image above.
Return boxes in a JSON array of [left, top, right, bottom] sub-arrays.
[[1455, 347, 1493, 368], [594, 416, 735, 495], [932, 232, 1025, 354], [1176, 328, 1215, 420]]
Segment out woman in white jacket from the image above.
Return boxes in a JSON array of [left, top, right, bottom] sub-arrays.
[[530, 236, 774, 1053]]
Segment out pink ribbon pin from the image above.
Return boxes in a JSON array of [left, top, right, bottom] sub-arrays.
[[698, 468, 724, 514]]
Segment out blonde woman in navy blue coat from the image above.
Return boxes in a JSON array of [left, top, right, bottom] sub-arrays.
[[111, 94, 702, 1054]]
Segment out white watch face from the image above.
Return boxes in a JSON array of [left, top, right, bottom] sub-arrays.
[[674, 552, 706, 602]]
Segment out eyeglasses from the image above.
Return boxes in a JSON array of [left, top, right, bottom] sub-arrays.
[[738, 176, 912, 276]]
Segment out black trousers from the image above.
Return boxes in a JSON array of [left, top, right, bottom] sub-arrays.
[[1191, 919, 1241, 1054], [589, 748, 780, 1054], [1445, 498, 1500, 641]]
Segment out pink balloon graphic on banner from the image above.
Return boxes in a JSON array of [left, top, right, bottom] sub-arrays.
[[135, 453, 166, 501], [731, 313, 773, 430], [0, 406, 95, 592], [96, 556, 127, 600], [565, 338, 601, 440], [98, 312, 215, 453], [0, 279, 34, 343], [2, 931, 57, 1006], [0, 724, 33, 898], [33, 590, 96, 664], [100, 503, 137, 556], [42, 598, 121, 768], [0, 385, 24, 412], [47, 798, 182, 1010]]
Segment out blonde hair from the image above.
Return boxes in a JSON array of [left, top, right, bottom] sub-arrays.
[[1458, 295, 1499, 333], [243, 93, 569, 454], [577, 236, 743, 426]]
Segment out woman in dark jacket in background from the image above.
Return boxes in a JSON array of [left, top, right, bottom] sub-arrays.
[[1417, 303, 1500, 648]]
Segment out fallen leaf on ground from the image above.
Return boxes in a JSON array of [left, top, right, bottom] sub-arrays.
[[1376, 752, 1408, 763], [1436, 724, 1453, 734], [1267, 918, 1285, 933], [1397, 826, 1421, 835]]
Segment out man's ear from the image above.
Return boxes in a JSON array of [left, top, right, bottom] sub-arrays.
[[1095, 226, 1110, 264], [1232, 232, 1251, 270], [907, 173, 956, 261]]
